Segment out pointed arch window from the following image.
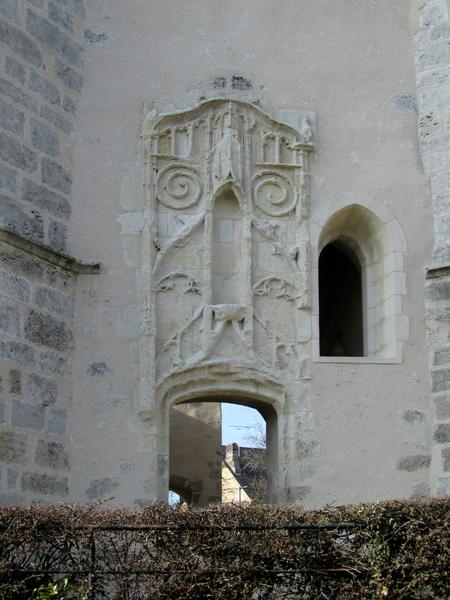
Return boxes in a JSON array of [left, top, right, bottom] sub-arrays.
[[311, 203, 408, 363], [319, 241, 364, 357]]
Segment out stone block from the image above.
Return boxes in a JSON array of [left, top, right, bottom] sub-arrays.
[[0, 396, 5, 423], [0, 269, 31, 302], [26, 9, 83, 67], [62, 95, 76, 115], [29, 70, 60, 105], [48, 219, 67, 252], [45, 266, 74, 290], [434, 395, 450, 420], [392, 93, 417, 113], [286, 486, 311, 502], [34, 285, 73, 318], [419, 1, 448, 27], [22, 178, 70, 219], [0, 248, 43, 279], [24, 309, 73, 352], [11, 399, 45, 430], [431, 368, 450, 393], [0, 492, 24, 505], [39, 105, 72, 134], [41, 157, 72, 194], [0, 98, 25, 135], [9, 368, 21, 394], [0, 17, 42, 67], [417, 39, 450, 69], [0, 76, 38, 112], [0, 194, 44, 243], [48, 2, 74, 33], [86, 477, 119, 499], [433, 422, 450, 444], [7, 467, 18, 488], [410, 481, 430, 498], [22, 472, 68, 496], [5, 55, 25, 84], [87, 361, 109, 376], [432, 246, 450, 268], [418, 65, 450, 88], [420, 86, 450, 113], [25, 372, 57, 405], [442, 447, 450, 471], [401, 410, 426, 424], [39, 350, 69, 376], [0, 340, 34, 365], [35, 439, 69, 469], [0, 131, 37, 172], [47, 408, 67, 436], [434, 347, 450, 366], [397, 455, 431, 471], [0, 297, 21, 336], [431, 169, 450, 192], [31, 119, 60, 157], [435, 214, 450, 240], [436, 476, 450, 496], [0, 0, 19, 24], [84, 28, 109, 45], [54, 58, 82, 92], [0, 163, 17, 192], [0, 430, 27, 464], [428, 306, 450, 322], [422, 151, 448, 173], [72, 0, 85, 18]]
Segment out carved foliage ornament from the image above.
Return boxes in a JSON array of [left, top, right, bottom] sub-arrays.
[[142, 99, 314, 390]]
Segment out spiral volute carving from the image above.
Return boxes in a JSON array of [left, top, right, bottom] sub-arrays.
[[156, 164, 202, 209]]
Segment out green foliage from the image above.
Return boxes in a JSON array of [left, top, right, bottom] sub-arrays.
[[32, 578, 68, 600], [31, 577, 88, 600]]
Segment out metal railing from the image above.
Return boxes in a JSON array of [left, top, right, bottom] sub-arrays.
[[0, 521, 365, 599]]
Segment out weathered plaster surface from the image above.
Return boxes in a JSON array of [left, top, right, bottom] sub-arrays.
[[65, 0, 436, 506]]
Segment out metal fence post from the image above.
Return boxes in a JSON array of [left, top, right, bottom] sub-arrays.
[[88, 532, 96, 600]]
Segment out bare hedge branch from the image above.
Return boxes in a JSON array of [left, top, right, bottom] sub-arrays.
[[0, 497, 448, 599]]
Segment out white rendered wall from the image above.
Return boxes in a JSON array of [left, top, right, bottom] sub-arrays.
[[68, 0, 435, 506]]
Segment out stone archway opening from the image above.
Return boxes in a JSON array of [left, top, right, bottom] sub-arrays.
[[169, 397, 278, 507]]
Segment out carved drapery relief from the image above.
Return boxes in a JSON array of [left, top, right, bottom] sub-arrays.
[[140, 99, 314, 410]]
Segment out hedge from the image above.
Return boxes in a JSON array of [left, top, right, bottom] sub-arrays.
[[0, 497, 448, 599]]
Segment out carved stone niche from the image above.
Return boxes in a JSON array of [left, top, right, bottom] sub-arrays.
[[139, 99, 314, 413]]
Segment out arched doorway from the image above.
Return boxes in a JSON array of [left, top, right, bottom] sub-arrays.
[[169, 396, 278, 506]]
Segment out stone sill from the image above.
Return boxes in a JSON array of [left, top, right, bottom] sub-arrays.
[[0, 227, 100, 275], [426, 264, 450, 279], [313, 356, 401, 365]]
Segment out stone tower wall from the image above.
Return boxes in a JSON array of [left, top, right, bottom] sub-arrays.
[[413, 0, 450, 495], [0, 0, 87, 504]]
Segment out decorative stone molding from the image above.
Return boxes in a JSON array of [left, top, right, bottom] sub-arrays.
[[138, 98, 315, 502], [139, 98, 314, 413], [0, 227, 100, 274]]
